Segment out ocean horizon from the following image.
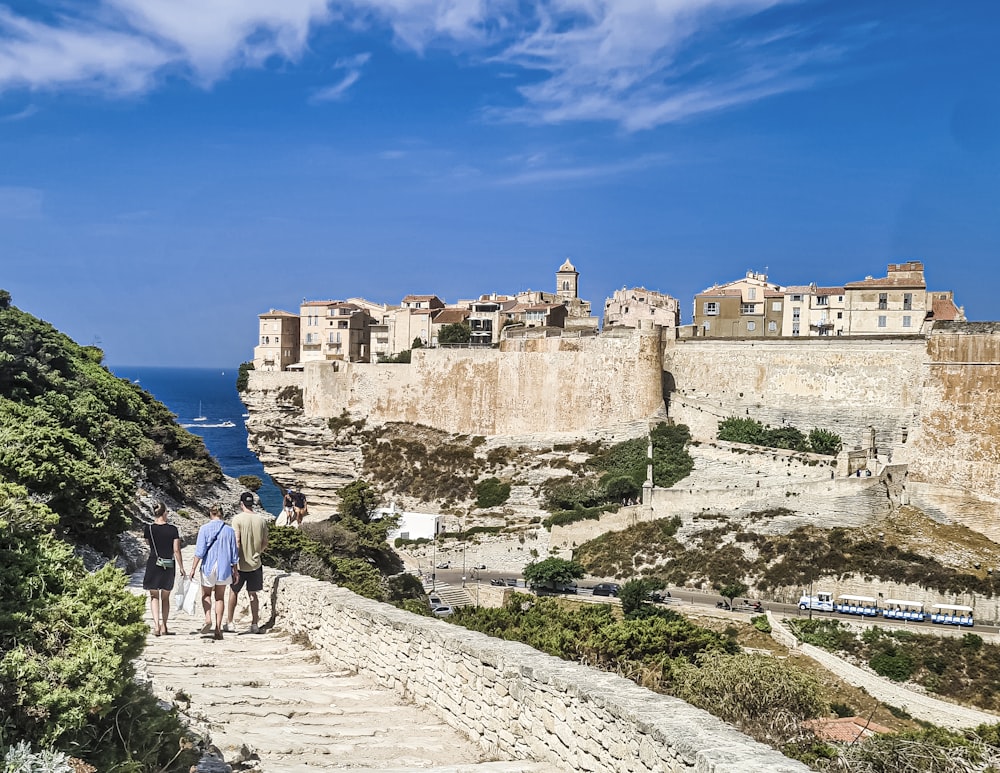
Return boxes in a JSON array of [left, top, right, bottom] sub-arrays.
[[109, 365, 283, 516]]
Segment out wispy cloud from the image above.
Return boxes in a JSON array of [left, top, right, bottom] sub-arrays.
[[493, 153, 670, 186], [311, 51, 371, 102], [0, 186, 43, 219], [0, 0, 850, 129], [0, 104, 38, 121]]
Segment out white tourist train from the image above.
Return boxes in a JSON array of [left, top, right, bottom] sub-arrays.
[[797, 592, 975, 627]]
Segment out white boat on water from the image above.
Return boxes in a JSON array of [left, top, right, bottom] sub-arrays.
[[193, 401, 207, 422]]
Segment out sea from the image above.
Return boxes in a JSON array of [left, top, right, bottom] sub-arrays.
[[108, 365, 283, 516]]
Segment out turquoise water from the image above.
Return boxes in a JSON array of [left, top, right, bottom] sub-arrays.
[[109, 365, 282, 516]]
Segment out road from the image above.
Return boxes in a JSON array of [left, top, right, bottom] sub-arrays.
[[426, 568, 1000, 635]]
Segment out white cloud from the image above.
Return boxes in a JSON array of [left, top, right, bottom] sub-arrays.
[[0, 104, 37, 121], [311, 51, 371, 101], [0, 0, 844, 129], [0, 186, 43, 219], [493, 153, 669, 185]]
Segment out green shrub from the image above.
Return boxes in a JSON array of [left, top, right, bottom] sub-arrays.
[[870, 651, 915, 682], [238, 475, 263, 491], [751, 615, 771, 633], [808, 428, 842, 455], [475, 477, 511, 508], [236, 360, 254, 392]]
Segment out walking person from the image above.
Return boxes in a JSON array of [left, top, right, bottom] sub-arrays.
[[291, 489, 308, 528], [226, 492, 269, 634], [189, 504, 239, 640], [142, 501, 185, 636], [281, 488, 295, 526]]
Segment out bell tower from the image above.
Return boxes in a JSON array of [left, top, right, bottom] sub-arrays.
[[556, 258, 578, 301]]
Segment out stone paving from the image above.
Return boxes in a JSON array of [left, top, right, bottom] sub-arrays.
[[130, 566, 546, 772]]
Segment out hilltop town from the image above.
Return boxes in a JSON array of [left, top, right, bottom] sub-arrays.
[[252, 259, 964, 371]]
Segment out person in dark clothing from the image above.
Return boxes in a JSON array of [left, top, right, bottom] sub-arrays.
[[142, 501, 185, 636], [291, 489, 308, 528]]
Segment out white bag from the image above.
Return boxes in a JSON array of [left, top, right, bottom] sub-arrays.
[[181, 575, 201, 616], [275, 510, 288, 527], [173, 576, 189, 609]]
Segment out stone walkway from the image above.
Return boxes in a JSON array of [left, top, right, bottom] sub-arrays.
[[130, 572, 545, 772]]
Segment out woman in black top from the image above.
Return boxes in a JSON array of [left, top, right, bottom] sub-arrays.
[[142, 501, 186, 636]]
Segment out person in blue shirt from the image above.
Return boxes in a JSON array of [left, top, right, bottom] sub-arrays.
[[189, 504, 239, 640]]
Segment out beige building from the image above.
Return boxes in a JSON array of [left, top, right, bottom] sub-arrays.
[[692, 271, 784, 338], [603, 287, 680, 332], [843, 262, 927, 335], [300, 301, 372, 363], [781, 285, 847, 337], [430, 307, 471, 345], [253, 310, 300, 371]]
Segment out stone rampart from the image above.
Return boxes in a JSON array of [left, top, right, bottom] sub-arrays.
[[264, 568, 807, 772], [299, 331, 665, 435], [662, 337, 926, 455]]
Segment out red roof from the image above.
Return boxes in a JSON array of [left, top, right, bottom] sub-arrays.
[[802, 717, 891, 743], [433, 308, 470, 324], [259, 309, 298, 318], [931, 295, 962, 321]]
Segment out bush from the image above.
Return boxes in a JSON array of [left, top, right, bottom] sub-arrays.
[[808, 428, 842, 456], [236, 360, 254, 392], [475, 477, 511, 508], [673, 652, 828, 744], [751, 615, 771, 633], [238, 475, 263, 491], [869, 650, 916, 682]]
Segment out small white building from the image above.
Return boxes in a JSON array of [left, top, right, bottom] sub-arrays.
[[377, 505, 442, 542]]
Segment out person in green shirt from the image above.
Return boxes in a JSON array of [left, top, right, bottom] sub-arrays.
[[226, 492, 270, 634]]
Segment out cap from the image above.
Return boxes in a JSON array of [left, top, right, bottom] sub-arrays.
[[240, 492, 255, 507]]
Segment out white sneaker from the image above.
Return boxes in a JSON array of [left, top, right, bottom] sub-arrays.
[[222, 623, 231, 633], [250, 624, 261, 634]]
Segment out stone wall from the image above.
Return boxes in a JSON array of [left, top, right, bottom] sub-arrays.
[[264, 568, 808, 772], [907, 324, 1000, 498], [298, 330, 666, 435], [662, 337, 926, 455]]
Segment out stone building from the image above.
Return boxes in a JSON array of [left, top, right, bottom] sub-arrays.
[[691, 271, 784, 338], [603, 287, 680, 332], [781, 284, 847, 337], [253, 310, 300, 371], [299, 300, 372, 363], [843, 262, 927, 335]]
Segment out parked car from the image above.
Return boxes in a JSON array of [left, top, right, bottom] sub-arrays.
[[428, 595, 443, 607], [591, 583, 621, 597], [436, 561, 450, 569], [432, 605, 453, 617]]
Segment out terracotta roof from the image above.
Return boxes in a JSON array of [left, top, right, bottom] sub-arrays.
[[259, 309, 298, 318], [433, 308, 470, 324], [301, 300, 344, 307], [764, 290, 784, 298], [845, 275, 926, 289], [402, 294, 442, 303], [931, 295, 962, 321], [802, 717, 891, 743], [813, 286, 845, 294]]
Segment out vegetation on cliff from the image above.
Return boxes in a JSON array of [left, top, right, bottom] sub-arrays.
[[575, 513, 1000, 597], [0, 295, 207, 770], [718, 417, 842, 456]]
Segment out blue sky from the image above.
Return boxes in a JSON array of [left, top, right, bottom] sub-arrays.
[[2, 0, 998, 367]]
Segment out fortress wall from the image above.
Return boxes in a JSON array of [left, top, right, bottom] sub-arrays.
[[302, 333, 665, 435], [662, 338, 926, 454], [265, 568, 808, 773], [907, 325, 1000, 500]]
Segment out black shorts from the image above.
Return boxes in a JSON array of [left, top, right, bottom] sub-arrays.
[[231, 566, 263, 593]]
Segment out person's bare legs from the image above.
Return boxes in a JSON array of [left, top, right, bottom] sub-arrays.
[[226, 585, 239, 630], [201, 586, 214, 633], [213, 584, 226, 638], [247, 590, 260, 629], [159, 589, 171, 634], [149, 590, 161, 635]]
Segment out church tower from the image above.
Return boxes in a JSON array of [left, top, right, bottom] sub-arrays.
[[556, 258, 579, 301]]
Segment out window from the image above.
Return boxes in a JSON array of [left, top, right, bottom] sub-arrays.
[[903, 315, 912, 328], [306, 333, 313, 343], [768, 321, 777, 332], [747, 321, 756, 331], [704, 302, 719, 316], [740, 303, 756, 314], [790, 294, 802, 302], [338, 321, 348, 329], [878, 316, 887, 328], [903, 293, 912, 310], [792, 324, 800, 336], [837, 312, 843, 319], [747, 288, 757, 300], [772, 301, 782, 311], [816, 295, 828, 306], [703, 322, 711, 332], [792, 308, 801, 321], [838, 295, 844, 302], [878, 293, 887, 310], [562, 281, 570, 291]]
